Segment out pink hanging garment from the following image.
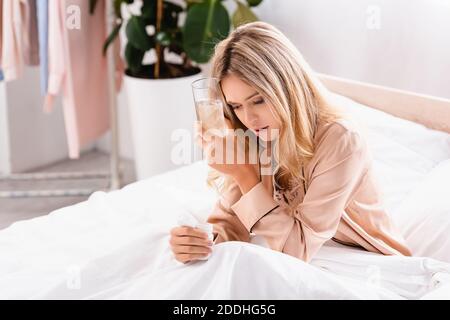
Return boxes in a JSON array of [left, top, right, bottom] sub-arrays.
[[22, 0, 40, 66], [45, 0, 120, 159], [2, 0, 25, 81], [1, 0, 39, 80], [0, 0, 3, 71]]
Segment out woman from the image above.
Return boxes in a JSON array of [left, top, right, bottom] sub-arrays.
[[170, 21, 411, 264]]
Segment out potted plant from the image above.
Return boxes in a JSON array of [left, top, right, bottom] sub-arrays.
[[92, 0, 264, 180]]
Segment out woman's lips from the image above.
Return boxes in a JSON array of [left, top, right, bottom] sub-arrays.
[[255, 126, 269, 135]]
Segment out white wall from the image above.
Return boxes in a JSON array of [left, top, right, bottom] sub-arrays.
[[0, 66, 98, 175], [254, 0, 450, 99], [6, 67, 74, 173], [0, 81, 11, 174]]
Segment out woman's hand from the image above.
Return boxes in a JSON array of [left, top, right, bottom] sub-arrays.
[[169, 226, 213, 264], [194, 118, 233, 150], [194, 120, 258, 180], [194, 120, 260, 193]]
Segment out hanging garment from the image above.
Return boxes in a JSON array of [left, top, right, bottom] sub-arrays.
[[36, 0, 48, 95], [45, 0, 122, 159], [2, 0, 24, 81], [1, 0, 39, 81], [22, 0, 39, 66], [0, 0, 3, 81], [1, 0, 40, 81]]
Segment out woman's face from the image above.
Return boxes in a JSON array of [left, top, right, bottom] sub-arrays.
[[221, 74, 281, 142]]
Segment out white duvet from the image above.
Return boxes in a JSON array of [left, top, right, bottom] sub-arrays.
[[1, 95, 450, 300], [0, 162, 449, 300]]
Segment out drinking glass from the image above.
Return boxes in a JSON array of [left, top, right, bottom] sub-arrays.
[[191, 77, 227, 137]]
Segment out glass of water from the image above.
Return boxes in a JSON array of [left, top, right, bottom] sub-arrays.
[[191, 77, 228, 137]]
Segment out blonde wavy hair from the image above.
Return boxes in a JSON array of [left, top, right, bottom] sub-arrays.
[[207, 21, 342, 194]]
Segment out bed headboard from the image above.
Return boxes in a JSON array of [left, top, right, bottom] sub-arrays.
[[318, 73, 450, 134]]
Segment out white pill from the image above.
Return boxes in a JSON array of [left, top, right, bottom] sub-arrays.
[[196, 222, 214, 241]]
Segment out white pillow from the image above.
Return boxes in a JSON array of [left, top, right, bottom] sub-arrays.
[[332, 93, 450, 164], [391, 159, 450, 263], [333, 93, 450, 213]]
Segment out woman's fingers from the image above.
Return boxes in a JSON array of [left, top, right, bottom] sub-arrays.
[[172, 245, 212, 255], [175, 253, 210, 264], [170, 237, 211, 247], [170, 226, 212, 246], [194, 121, 204, 138], [194, 121, 203, 134], [169, 226, 213, 263], [194, 121, 224, 150], [170, 234, 212, 247], [171, 226, 209, 239], [196, 136, 210, 150], [195, 122, 212, 150]]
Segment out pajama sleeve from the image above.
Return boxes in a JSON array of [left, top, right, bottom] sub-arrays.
[[206, 181, 251, 244], [230, 125, 370, 263]]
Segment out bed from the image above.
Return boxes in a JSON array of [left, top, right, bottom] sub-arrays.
[[1, 74, 450, 300]]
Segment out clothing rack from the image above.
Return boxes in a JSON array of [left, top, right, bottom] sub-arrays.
[[0, 2, 121, 199]]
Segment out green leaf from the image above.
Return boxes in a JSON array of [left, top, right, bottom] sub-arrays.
[[164, 1, 183, 13], [103, 22, 122, 56], [141, 0, 156, 20], [126, 16, 153, 51], [156, 31, 171, 46], [185, 0, 204, 10], [167, 30, 184, 55], [246, 0, 263, 7], [125, 42, 146, 74], [183, 0, 230, 63], [162, 1, 183, 29], [232, 0, 258, 28]]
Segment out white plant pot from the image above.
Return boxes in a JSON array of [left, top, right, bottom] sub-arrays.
[[125, 72, 203, 180]]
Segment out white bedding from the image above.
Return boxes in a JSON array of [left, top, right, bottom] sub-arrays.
[[1, 179, 449, 300], [1, 95, 450, 300]]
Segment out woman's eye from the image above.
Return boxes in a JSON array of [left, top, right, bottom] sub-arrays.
[[230, 104, 240, 110], [253, 98, 264, 105]]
